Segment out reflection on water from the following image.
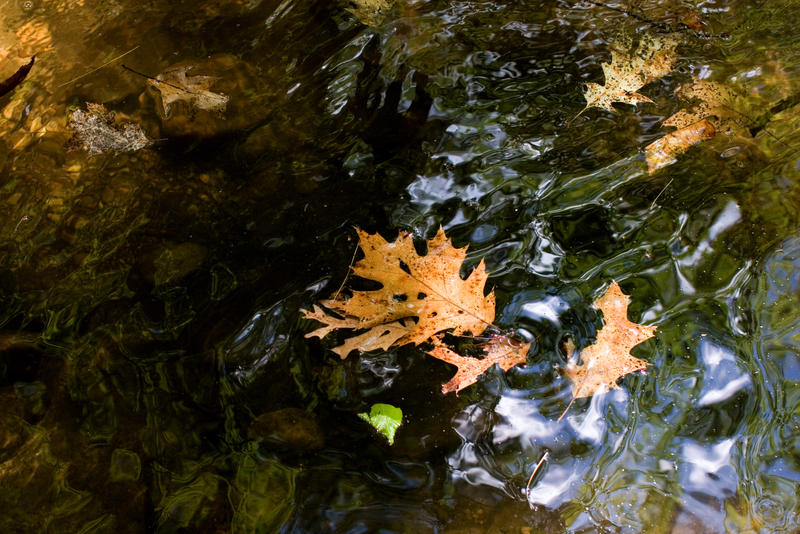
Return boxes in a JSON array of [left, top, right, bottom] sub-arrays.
[[1, 0, 800, 532]]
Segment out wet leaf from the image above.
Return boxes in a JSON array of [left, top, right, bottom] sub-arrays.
[[302, 227, 495, 355], [0, 56, 34, 98], [664, 81, 749, 136], [645, 118, 716, 174], [580, 33, 678, 114], [358, 403, 402, 445], [148, 66, 229, 117], [427, 335, 530, 394], [645, 81, 752, 173], [66, 103, 150, 155], [565, 281, 656, 399], [347, 0, 394, 26]]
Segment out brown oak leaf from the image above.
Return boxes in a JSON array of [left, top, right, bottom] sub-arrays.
[[565, 281, 656, 399], [302, 227, 495, 356], [427, 336, 531, 394], [579, 33, 678, 115]]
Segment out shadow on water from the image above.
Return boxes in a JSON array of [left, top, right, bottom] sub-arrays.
[[1, 0, 800, 532]]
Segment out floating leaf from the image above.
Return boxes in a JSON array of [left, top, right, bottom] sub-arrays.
[[148, 66, 229, 117], [645, 118, 716, 174], [302, 227, 495, 354], [427, 335, 530, 394], [302, 228, 529, 393], [358, 403, 402, 445], [579, 33, 678, 115], [565, 282, 656, 399], [645, 81, 751, 173], [664, 81, 748, 136], [347, 0, 394, 26]]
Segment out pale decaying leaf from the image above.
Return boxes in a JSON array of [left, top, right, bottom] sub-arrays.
[[66, 103, 150, 155], [565, 281, 656, 399], [148, 66, 229, 117], [302, 227, 495, 355], [664, 81, 747, 136], [427, 336, 531, 394], [581, 33, 678, 114], [645, 80, 749, 173], [645, 118, 715, 173], [347, 0, 394, 26]]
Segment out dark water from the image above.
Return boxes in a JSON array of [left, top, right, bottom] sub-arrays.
[[1, 0, 800, 532]]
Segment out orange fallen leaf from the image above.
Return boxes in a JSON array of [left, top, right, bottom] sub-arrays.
[[645, 118, 715, 174], [428, 335, 530, 394], [302, 227, 495, 356], [565, 281, 656, 399]]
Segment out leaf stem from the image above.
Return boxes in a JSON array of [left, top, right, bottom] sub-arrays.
[[525, 450, 550, 503]]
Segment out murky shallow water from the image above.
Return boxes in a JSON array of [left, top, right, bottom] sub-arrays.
[[1, 0, 800, 532]]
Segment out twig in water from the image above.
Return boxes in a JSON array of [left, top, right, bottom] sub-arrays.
[[525, 450, 550, 503], [331, 240, 359, 301], [57, 46, 139, 88], [650, 177, 674, 210], [558, 396, 576, 422], [121, 64, 194, 94]]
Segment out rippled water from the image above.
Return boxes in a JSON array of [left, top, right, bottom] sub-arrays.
[[1, 0, 799, 532]]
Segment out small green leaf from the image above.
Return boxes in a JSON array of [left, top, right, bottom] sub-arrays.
[[358, 403, 402, 445]]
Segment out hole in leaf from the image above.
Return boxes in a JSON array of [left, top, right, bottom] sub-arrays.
[[398, 259, 411, 274], [431, 311, 438, 317], [393, 294, 408, 302], [417, 292, 427, 299]]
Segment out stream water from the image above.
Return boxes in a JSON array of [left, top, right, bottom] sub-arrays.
[[1, 0, 799, 532]]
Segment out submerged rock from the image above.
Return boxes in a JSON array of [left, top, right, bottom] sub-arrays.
[[247, 407, 324, 451]]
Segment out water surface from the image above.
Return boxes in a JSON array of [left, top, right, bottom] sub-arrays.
[[1, 0, 799, 532]]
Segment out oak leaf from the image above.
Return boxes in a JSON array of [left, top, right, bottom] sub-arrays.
[[148, 66, 229, 117], [580, 33, 678, 115], [427, 336, 531, 394], [664, 81, 747, 136], [565, 281, 656, 399], [302, 228, 495, 356], [645, 81, 749, 173]]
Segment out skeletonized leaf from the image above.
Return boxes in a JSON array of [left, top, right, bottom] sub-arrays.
[[580, 33, 678, 114], [645, 118, 715, 173], [66, 103, 150, 155], [427, 336, 530, 394], [302, 227, 495, 356], [565, 281, 656, 399], [148, 66, 229, 117]]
